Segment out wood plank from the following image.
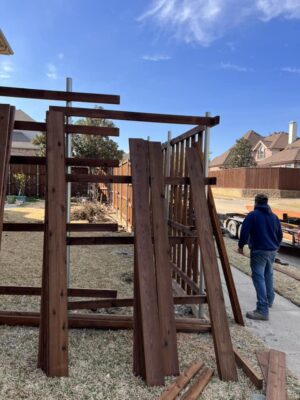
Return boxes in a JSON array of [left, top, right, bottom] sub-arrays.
[[266, 350, 287, 400], [256, 350, 270, 381], [129, 138, 164, 386], [234, 348, 263, 389], [149, 141, 179, 376], [42, 110, 68, 377], [159, 361, 204, 400], [50, 106, 220, 126], [161, 126, 204, 149], [0, 311, 212, 333], [0, 286, 117, 297], [186, 146, 238, 381], [0, 104, 14, 247], [181, 367, 214, 400], [10, 155, 119, 168], [3, 222, 118, 232], [0, 85, 120, 104], [208, 186, 244, 325], [171, 262, 199, 293]]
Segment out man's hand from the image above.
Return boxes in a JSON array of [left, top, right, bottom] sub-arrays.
[[238, 247, 244, 255]]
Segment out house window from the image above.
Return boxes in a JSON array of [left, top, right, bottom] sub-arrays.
[[257, 146, 265, 160]]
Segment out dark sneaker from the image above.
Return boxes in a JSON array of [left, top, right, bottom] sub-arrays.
[[246, 310, 269, 321], [269, 303, 273, 308]]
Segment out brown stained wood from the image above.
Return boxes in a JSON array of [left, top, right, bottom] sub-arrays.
[[161, 126, 204, 149], [234, 349, 263, 389], [3, 223, 118, 232], [50, 106, 220, 126], [256, 350, 270, 381], [67, 236, 196, 246], [9, 155, 119, 168], [0, 85, 120, 104], [43, 110, 68, 377], [0, 286, 117, 297], [149, 141, 179, 376], [186, 146, 238, 381], [159, 361, 204, 400], [208, 186, 244, 325], [181, 367, 214, 400], [0, 105, 14, 246], [129, 139, 164, 386], [266, 350, 287, 400], [171, 262, 199, 293], [13, 120, 119, 136], [0, 311, 212, 333]]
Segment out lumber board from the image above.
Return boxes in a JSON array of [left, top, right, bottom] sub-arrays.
[[186, 146, 238, 381], [42, 110, 68, 377], [13, 120, 119, 136], [234, 348, 263, 389], [9, 155, 119, 168], [0, 85, 120, 104], [67, 235, 196, 246], [161, 126, 204, 149], [0, 311, 212, 333], [181, 366, 214, 400], [0, 105, 14, 247], [171, 262, 199, 293], [0, 286, 117, 297], [129, 138, 164, 386], [3, 222, 118, 232], [256, 350, 270, 381], [50, 106, 220, 126], [207, 186, 244, 325], [159, 361, 204, 400], [266, 350, 287, 400], [149, 141, 179, 376]]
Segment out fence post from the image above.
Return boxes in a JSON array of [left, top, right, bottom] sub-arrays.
[[165, 131, 172, 221]]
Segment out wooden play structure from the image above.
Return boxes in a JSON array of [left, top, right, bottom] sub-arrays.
[[0, 85, 246, 387]]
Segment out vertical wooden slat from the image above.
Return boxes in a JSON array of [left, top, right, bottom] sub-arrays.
[[129, 138, 164, 386], [39, 110, 68, 377], [149, 141, 179, 376], [186, 146, 237, 381]]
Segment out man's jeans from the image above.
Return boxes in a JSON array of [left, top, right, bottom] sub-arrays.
[[250, 249, 276, 316]]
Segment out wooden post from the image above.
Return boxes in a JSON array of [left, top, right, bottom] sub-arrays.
[[186, 146, 238, 381], [38, 110, 68, 377]]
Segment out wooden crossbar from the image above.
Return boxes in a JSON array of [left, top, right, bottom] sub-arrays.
[[0, 286, 117, 297], [9, 155, 119, 167], [0, 85, 120, 104], [3, 223, 118, 232]]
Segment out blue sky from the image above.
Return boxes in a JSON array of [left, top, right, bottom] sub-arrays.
[[1, 0, 300, 156]]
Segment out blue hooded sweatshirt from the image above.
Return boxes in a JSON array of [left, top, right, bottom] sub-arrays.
[[238, 204, 283, 251]]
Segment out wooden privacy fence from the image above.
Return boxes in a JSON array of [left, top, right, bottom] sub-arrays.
[[209, 167, 300, 191]]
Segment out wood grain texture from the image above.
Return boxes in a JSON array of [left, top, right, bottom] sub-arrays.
[[9, 155, 119, 168], [129, 139, 164, 386], [3, 222, 118, 232], [181, 367, 213, 400], [266, 350, 287, 400], [234, 348, 263, 389], [0, 85, 120, 104], [186, 146, 238, 381], [0, 286, 117, 297], [159, 361, 204, 400], [149, 141, 179, 376]]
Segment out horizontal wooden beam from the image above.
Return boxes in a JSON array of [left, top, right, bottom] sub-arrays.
[[9, 155, 119, 168], [234, 349, 263, 389], [171, 262, 199, 293], [67, 235, 197, 246], [168, 220, 196, 236], [14, 120, 119, 136], [68, 295, 207, 310], [162, 126, 204, 149], [66, 174, 216, 186], [0, 311, 212, 333], [0, 286, 117, 297], [0, 86, 120, 104], [3, 223, 118, 232], [50, 106, 220, 126]]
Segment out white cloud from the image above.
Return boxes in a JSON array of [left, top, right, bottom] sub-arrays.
[[220, 62, 250, 72], [0, 61, 14, 79], [139, 0, 300, 46], [282, 66, 300, 74], [46, 63, 58, 79], [142, 54, 171, 61]]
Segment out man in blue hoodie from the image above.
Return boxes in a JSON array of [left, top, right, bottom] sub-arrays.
[[238, 193, 282, 321]]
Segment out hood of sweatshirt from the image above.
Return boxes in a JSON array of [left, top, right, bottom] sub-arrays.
[[254, 203, 272, 214]]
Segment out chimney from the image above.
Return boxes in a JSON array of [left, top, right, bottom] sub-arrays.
[[288, 121, 297, 144]]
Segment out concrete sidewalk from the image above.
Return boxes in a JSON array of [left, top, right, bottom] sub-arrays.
[[221, 265, 300, 380]]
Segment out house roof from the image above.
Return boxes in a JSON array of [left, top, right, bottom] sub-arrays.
[[13, 109, 40, 141], [258, 147, 300, 166], [210, 130, 261, 167]]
